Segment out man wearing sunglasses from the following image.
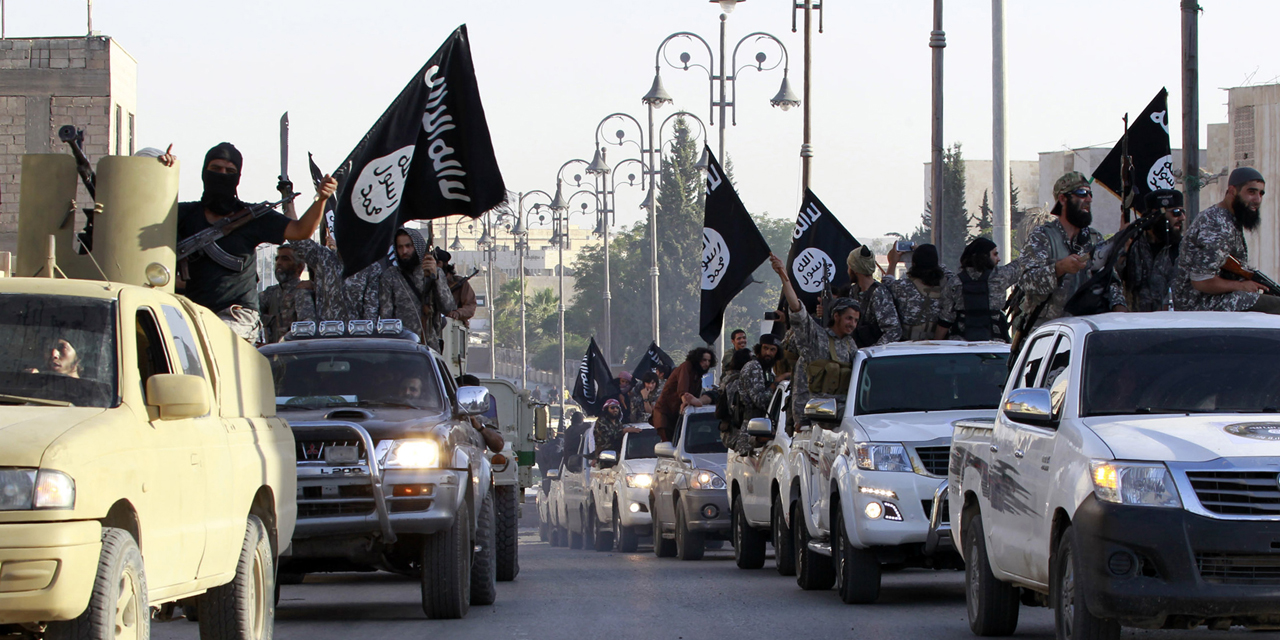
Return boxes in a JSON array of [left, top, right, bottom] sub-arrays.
[[1016, 171, 1127, 330], [1124, 189, 1186, 311]]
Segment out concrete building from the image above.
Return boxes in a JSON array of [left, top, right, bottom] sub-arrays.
[[922, 158, 1039, 245], [1208, 83, 1280, 282], [0, 36, 137, 256]]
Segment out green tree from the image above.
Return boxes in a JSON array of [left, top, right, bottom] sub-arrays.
[[972, 189, 994, 239]]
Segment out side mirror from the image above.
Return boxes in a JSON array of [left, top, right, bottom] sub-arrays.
[[533, 405, 550, 441], [456, 385, 492, 417], [804, 397, 840, 424], [746, 417, 774, 438], [654, 442, 675, 458], [1002, 388, 1056, 427], [146, 374, 209, 420], [545, 468, 559, 479], [598, 450, 618, 467]]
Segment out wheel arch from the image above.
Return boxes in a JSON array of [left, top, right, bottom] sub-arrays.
[[101, 499, 141, 549], [250, 485, 279, 557], [1048, 507, 1072, 580]]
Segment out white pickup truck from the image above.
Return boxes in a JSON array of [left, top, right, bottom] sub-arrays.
[[726, 381, 797, 574], [791, 341, 1010, 603], [947, 313, 1280, 638], [590, 424, 661, 552]]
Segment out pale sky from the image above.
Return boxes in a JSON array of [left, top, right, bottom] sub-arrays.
[[10, 0, 1280, 242]]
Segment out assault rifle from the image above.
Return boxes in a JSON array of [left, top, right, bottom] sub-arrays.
[[1119, 114, 1134, 226], [57, 125, 97, 253], [176, 198, 288, 280], [1222, 255, 1280, 294]]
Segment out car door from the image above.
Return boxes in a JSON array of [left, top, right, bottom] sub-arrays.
[[1019, 333, 1073, 584], [743, 386, 786, 522], [989, 331, 1058, 581]]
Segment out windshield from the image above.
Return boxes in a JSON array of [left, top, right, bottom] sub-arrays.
[[268, 349, 444, 411], [682, 413, 727, 454], [624, 428, 660, 460], [0, 294, 117, 408], [1083, 329, 1280, 416], [855, 352, 1008, 415]]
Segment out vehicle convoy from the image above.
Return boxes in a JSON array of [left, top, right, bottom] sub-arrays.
[[0, 152, 296, 639], [260, 322, 497, 619], [590, 424, 661, 552], [791, 341, 1009, 603], [650, 406, 731, 561], [947, 314, 1280, 638], [726, 381, 796, 573]]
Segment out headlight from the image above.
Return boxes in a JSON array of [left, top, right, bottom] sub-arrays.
[[0, 468, 36, 510], [1089, 460, 1181, 508], [689, 470, 725, 490], [854, 443, 912, 473], [0, 468, 75, 510], [626, 473, 653, 489], [382, 440, 441, 469]]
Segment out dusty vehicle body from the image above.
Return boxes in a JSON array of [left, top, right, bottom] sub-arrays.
[[476, 378, 546, 579], [590, 424, 660, 552], [725, 381, 795, 573], [650, 407, 730, 560]]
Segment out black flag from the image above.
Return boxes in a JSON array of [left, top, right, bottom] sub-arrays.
[[333, 25, 506, 277], [309, 153, 339, 244], [630, 342, 675, 381], [572, 337, 618, 417], [786, 189, 860, 314], [699, 147, 772, 345], [1092, 88, 1174, 213]]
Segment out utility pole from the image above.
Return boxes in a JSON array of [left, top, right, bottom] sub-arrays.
[[992, 0, 1009, 263], [930, 0, 946, 255], [793, 0, 823, 191], [1182, 1, 1201, 221]]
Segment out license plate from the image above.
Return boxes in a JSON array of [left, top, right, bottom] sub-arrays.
[[325, 446, 359, 465]]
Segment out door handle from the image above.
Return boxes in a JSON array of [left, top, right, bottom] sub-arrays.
[[989, 445, 999, 453], [190, 453, 200, 465], [814, 441, 825, 448], [1013, 449, 1025, 459]]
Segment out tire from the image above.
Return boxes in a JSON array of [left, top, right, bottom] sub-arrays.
[[794, 503, 835, 590], [615, 506, 639, 553], [568, 526, 584, 550], [593, 507, 614, 552], [733, 494, 766, 570], [1053, 526, 1120, 640], [276, 572, 305, 586], [495, 485, 520, 581], [581, 507, 595, 550], [183, 604, 200, 623], [965, 515, 1020, 636], [197, 515, 274, 640], [773, 495, 796, 576], [421, 499, 472, 619], [675, 504, 705, 561], [539, 521, 549, 543], [470, 489, 498, 606], [46, 528, 149, 640], [652, 499, 676, 558], [556, 527, 569, 547], [834, 505, 880, 604]]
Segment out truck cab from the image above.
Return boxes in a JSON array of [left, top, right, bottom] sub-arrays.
[[650, 406, 730, 561], [591, 424, 660, 553], [726, 381, 796, 573]]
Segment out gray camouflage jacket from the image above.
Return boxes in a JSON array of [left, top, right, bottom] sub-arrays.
[[1018, 219, 1125, 327], [290, 239, 352, 323], [378, 266, 455, 345], [883, 271, 952, 341], [260, 275, 315, 343], [345, 260, 384, 321], [857, 281, 903, 345], [789, 304, 858, 428], [938, 256, 1027, 339], [1173, 204, 1259, 312]]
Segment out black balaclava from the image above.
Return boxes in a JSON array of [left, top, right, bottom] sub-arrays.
[[201, 142, 244, 216], [1065, 196, 1093, 230]]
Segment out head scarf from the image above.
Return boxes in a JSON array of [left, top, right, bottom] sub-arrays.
[[846, 245, 877, 276], [1229, 166, 1265, 187], [201, 142, 243, 215]]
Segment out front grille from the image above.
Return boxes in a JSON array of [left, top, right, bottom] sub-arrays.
[[296, 438, 366, 462], [1196, 553, 1280, 585], [298, 484, 373, 519], [297, 501, 375, 518], [1186, 471, 1280, 516], [915, 446, 950, 477]]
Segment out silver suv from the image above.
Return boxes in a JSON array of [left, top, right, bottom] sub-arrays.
[[650, 406, 730, 560]]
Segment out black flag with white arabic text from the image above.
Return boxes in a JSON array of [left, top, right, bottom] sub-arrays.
[[572, 337, 618, 417], [309, 153, 338, 244], [333, 25, 505, 277], [699, 147, 772, 345], [785, 189, 859, 315], [1093, 88, 1173, 213], [630, 341, 675, 381]]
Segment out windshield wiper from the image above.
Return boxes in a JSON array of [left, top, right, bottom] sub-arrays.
[[0, 393, 73, 407]]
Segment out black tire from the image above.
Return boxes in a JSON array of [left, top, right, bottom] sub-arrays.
[[495, 485, 520, 581], [276, 572, 305, 586], [183, 604, 200, 623], [539, 520, 549, 543], [965, 514, 1020, 636], [46, 528, 149, 640], [652, 498, 676, 558], [470, 489, 498, 606], [581, 506, 595, 550], [773, 495, 796, 576], [1053, 526, 1119, 640], [675, 503, 705, 561], [794, 503, 835, 590], [421, 499, 472, 619], [834, 505, 880, 604], [556, 526, 569, 547], [733, 494, 766, 570], [197, 515, 274, 640], [593, 506, 614, 552], [568, 526, 584, 549], [615, 505, 639, 553]]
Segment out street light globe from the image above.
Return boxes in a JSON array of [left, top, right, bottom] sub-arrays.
[[770, 75, 801, 111], [712, 0, 743, 14]]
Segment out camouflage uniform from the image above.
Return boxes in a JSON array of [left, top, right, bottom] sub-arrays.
[[260, 274, 316, 343], [1018, 219, 1125, 328], [378, 229, 455, 345], [883, 271, 953, 341], [592, 414, 625, 456], [1126, 235, 1178, 312], [937, 256, 1027, 340], [789, 304, 858, 430], [1174, 204, 1259, 311], [289, 239, 352, 322], [345, 261, 384, 321], [856, 281, 903, 345], [627, 384, 654, 423], [731, 358, 774, 455]]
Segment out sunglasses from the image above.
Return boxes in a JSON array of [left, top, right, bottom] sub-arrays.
[[1069, 188, 1093, 198], [1168, 208, 1186, 217]]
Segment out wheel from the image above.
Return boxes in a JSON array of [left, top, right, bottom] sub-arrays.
[[733, 494, 766, 569], [965, 514, 1020, 636], [568, 526, 584, 549], [834, 505, 880, 604], [539, 520, 549, 543], [556, 527, 569, 547], [675, 503, 705, 561], [470, 489, 497, 606], [794, 503, 835, 590], [616, 505, 639, 553], [421, 499, 471, 619], [581, 507, 595, 550], [1053, 526, 1119, 640], [196, 515, 274, 640], [183, 603, 200, 622], [593, 507, 615, 552], [773, 495, 796, 576], [652, 498, 676, 558], [495, 485, 520, 581], [46, 528, 148, 640]]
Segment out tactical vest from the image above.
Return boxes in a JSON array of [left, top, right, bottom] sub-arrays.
[[854, 282, 885, 347], [903, 277, 943, 341], [956, 270, 1008, 341], [1020, 223, 1092, 316], [806, 336, 852, 395]]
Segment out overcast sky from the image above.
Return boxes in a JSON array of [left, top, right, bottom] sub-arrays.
[[10, 0, 1279, 241]]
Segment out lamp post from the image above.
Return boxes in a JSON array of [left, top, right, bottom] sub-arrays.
[[512, 191, 552, 391], [548, 176, 600, 423]]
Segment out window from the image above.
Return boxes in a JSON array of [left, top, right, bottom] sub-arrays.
[[1016, 334, 1055, 390], [854, 353, 1009, 415], [114, 105, 122, 155], [682, 413, 727, 454], [127, 112, 135, 155], [435, 357, 457, 406], [135, 309, 171, 401], [1043, 336, 1072, 418], [161, 305, 204, 378], [0, 294, 118, 407], [267, 349, 443, 411]]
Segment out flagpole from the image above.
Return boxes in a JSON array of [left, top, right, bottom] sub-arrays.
[[1181, 0, 1200, 221], [991, 0, 1009, 264], [930, 0, 946, 258]]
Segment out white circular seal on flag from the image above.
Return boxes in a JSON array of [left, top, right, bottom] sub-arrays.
[[701, 227, 730, 290], [791, 248, 835, 293], [350, 145, 416, 224], [1147, 154, 1175, 191]]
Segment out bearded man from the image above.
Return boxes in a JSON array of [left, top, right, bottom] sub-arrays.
[[1126, 189, 1187, 312], [378, 228, 456, 346], [652, 347, 716, 442], [936, 237, 1026, 341], [260, 245, 316, 343], [1175, 167, 1280, 313]]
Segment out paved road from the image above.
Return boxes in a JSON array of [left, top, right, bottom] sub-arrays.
[[152, 506, 1255, 640]]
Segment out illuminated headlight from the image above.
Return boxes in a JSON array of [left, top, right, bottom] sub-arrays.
[[381, 440, 441, 469], [626, 473, 653, 489], [854, 443, 912, 473], [1090, 460, 1181, 508], [34, 470, 75, 509], [0, 468, 75, 510], [689, 470, 725, 490]]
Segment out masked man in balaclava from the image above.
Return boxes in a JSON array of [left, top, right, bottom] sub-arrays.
[[177, 142, 337, 341], [378, 228, 456, 347]]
